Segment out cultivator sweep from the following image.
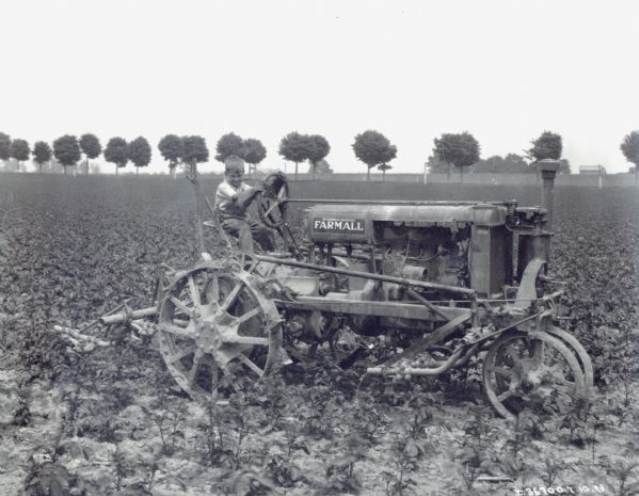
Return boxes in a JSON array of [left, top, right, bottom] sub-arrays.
[[58, 160, 593, 418]]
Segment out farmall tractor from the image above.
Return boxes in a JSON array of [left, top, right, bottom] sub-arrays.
[[65, 161, 593, 418]]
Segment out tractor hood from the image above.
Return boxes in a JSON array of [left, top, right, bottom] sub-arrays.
[[305, 203, 508, 244]]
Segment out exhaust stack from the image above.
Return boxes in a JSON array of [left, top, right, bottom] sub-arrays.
[[537, 159, 560, 231]]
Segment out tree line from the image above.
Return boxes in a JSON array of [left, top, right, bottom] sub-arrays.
[[2, 129, 639, 179]]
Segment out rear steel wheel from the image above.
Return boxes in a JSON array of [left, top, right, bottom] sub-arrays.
[[483, 331, 587, 418], [158, 264, 284, 403]]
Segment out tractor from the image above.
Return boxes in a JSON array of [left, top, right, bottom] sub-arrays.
[[60, 160, 593, 418]]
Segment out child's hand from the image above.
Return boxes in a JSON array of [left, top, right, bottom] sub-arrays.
[[252, 182, 267, 194]]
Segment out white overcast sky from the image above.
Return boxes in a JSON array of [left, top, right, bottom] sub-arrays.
[[2, 0, 639, 174]]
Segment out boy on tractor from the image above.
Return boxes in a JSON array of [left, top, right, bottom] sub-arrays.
[[214, 156, 276, 254]]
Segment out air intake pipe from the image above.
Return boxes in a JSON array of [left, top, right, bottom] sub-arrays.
[[537, 159, 560, 232]]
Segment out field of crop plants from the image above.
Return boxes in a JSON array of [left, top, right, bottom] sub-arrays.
[[0, 174, 637, 496]]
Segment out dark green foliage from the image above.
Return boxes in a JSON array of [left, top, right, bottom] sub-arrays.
[[432, 132, 480, 179], [128, 136, 152, 173], [527, 130, 562, 161], [215, 132, 244, 163], [279, 131, 308, 177], [32, 141, 52, 173], [52, 135, 81, 174], [473, 153, 532, 174], [0, 132, 11, 161], [620, 130, 639, 179], [352, 130, 397, 180], [11, 138, 30, 171], [242, 138, 267, 171], [182, 135, 209, 165], [312, 159, 333, 174], [158, 134, 184, 172], [79, 133, 102, 174], [305, 134, 330, 174], [104, 137, 129, 174], [79, 133, 102, 160]]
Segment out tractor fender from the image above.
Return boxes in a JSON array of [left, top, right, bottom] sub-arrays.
[[514, 258, 545, 309]]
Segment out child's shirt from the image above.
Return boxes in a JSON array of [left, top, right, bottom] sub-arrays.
[[215, 179, 253, 220]]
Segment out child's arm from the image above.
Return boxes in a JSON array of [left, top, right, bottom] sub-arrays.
[[237, 182, 265, 209]]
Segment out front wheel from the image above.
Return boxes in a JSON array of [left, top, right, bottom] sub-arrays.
[[483, 331, 587, 418]]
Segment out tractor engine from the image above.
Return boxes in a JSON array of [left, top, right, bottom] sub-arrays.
[[279, 202, 515, 339], [302, 204, 489, 293]]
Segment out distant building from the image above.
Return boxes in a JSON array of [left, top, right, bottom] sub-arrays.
[[579, 165, 606, 175]]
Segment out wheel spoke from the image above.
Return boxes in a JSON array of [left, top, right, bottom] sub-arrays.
[[209, 361, 220, 388], [221, 282, 243, 312], [169, 344, 197, 363], [161, 323, 193, 338], [264, 200, 281, 218], [492, 366, 514, 379], [498, 389, 516, 402], [189, 350, 205, 385], [188, 275, 201, 308], [237, 353, 264, 377], [208, 273, 220, 304], [225, 335, 270, 346], [170, 296, 192, 316], [237, 306, 263, 325], [173, 318, 190, 328]]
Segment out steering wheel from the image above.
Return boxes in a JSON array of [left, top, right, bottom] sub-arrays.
[[257, 172, 290, 229]]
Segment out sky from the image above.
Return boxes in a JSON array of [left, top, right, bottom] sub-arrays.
[[2, 0, 639, 174]]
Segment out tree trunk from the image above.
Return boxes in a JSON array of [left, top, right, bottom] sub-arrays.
[[382, 168, 386, 182], [447, 163, 451, 181], [367, 166, 371, 181], [116, 165, 119, 176], [295, 162, 298, 179], [86, 159, 90, 175], [63, 165, 67, 175], [460, 166, 464, 183], [190, 162, 206, 256], [39, 163, 43, 174], [136, 167, 139, 176]]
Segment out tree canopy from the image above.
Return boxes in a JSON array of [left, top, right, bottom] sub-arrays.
[[11, 139, 30, 171], [432, 132, 480, 179], [104, 137, 129, 175], [79, 134, 102, 174], [128, 136, 152, 174], [352, 130, 397, 181], [528, 131, 562, 161], [33, 141, 52, 173], [53, 135, 81, 174], [182, 136, 209, 165], [305, 135, 331, 175], [242, 138, 267, 173], [310, 159, 334, 174], [279, 132, 308, 177], [79, 134, 102, 160], [0, 133, 11, 162], [620, 131, 639, 180], [215, 133, 244, 163], [158, 134, 184, 173]]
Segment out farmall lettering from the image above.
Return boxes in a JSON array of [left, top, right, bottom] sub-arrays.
[[313, 218, 366, 233]]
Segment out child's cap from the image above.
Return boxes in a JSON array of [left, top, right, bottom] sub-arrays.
[[224, 156, 245, 175]]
